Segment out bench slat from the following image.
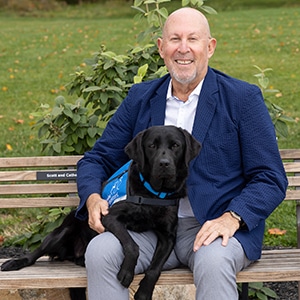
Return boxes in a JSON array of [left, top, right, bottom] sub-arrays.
[[0, 197, 79, 208], [285, 190, 300, 201], [0, 156, 82, 168], [280, 149, 300, 160], [284, 162, 300, 173], [288, 176, 300, 186], [0, 183, 77, 195], [0, 169, 77, 182], [1, 249, 300, 289]]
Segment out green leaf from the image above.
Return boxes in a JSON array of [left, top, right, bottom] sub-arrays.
[[131, 5, 146, 14], [51, 106, 63, 117], [71, 133, 78, 144], [133, 0, 144, 7], [256, 291, 268, 300], [101, 51, 117, 59], [200, 5, 218, 14], [182, 0, 190, 6], [261, 287, 278, 298], [30, 234, 43, 244], [83, 86, 101, 93], [144, 0, 156, 4], [62, 144, 75, 153], [88, 127, 98, 138], [53, 142, 61, 153], [72, 114, 81, 124], [249, 282, 264, 289], [191, 0, 202, 5], [157, 7, 168, 19], [104, 60, 115, 70], [258, 77, 269, 89], [55, 95, 65, 105], [38, 124, 49, 139], [63, 106, 73, 118], [87, 135, 96, 148], [274, 119, 289, 138]]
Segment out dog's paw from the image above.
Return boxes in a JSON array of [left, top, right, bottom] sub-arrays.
[[1, 258, 30, 271], [134, 288, 152, 300], [117, 267, 135, 288]]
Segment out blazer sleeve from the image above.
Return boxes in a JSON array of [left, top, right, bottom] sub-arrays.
[[225, 84, 288, 230]]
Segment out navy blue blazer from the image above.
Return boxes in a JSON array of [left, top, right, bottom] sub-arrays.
[[76, 67, 287, 261]]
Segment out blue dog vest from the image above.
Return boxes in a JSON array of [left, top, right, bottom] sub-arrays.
[[102, 161, 178, 207], [101, 161, 131, 207]]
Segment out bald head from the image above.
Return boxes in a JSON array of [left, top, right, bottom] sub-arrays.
[[162, 8, 212, 39]]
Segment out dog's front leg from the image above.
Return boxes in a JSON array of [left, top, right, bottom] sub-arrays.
[[134, 230, 176, 300], [102, 215, 139, 288]]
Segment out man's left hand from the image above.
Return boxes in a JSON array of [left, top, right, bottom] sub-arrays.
[[193, 212, 240, 252]]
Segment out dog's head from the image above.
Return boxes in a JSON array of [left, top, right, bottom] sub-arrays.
[[125, 125, 201, 193]]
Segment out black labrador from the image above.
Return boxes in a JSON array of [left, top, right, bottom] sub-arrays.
[[1, 125, 201, 300]]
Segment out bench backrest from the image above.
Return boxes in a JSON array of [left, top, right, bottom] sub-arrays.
[[0, 156, 82, 208], [0, 149, 299, 209]]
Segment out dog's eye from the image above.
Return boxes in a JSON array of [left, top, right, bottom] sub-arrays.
[[148, 143, 156, 149], [171, 143, 180, 149]]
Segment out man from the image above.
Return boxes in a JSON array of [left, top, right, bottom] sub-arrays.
[[76, 8, 287, 299]]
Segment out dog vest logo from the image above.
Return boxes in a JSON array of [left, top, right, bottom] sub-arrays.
[[102, 161, 131, 207]]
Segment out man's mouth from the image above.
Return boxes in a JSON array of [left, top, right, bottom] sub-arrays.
[[176, 59, 193, 65]]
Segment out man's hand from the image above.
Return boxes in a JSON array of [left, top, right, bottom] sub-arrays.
[[86, 193, 109, 233], [193, 212, 240, 252]]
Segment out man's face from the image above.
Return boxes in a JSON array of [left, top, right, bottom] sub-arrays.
[[158, 11, 216, 86]]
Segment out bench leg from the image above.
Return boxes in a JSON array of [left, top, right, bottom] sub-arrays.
[[241, 283, 249, 300]]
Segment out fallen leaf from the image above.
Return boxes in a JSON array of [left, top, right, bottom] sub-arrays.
[[268, 228, 287, 236], [6, 144, 13, 151], [15, 119, 24, 124]]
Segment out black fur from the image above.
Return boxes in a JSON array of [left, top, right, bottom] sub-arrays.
[[1, 125, 201, 300]]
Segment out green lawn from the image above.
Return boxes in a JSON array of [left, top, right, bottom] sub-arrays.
[[0, 2, 299, 157], [0, 1, 299, 247]]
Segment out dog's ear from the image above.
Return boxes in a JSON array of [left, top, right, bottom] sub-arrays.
[[180, 128, 201, 166], [125, 130, 145, 168]]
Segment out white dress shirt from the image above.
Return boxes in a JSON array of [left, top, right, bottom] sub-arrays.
[[164, 79, 203, 218]]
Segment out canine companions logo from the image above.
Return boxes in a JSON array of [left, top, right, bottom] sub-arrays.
[[102, 160, 131, 206]]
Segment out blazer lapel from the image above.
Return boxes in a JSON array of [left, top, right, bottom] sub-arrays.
[[149, 76, 170, 126], [192, 68, 218, 143]]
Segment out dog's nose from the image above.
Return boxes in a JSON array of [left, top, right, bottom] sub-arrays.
[[159, 158, 170, 168]]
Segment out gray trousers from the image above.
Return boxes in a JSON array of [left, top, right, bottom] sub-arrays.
[[85, 217, 251, 299]]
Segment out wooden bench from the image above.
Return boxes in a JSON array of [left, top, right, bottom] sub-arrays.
[[0, 150, 300, 300]]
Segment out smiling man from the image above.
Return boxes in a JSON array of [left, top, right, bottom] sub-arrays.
[[76, 7, 287, 300], [158, 8, 216, 100]]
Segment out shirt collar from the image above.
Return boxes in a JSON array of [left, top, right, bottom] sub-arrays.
[[166, 79, 204, 102]]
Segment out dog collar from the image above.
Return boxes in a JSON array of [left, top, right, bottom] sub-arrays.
[[126, 195, 178, 206], [139, 173, 174, 199]]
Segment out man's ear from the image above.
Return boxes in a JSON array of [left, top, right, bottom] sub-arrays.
[[157, 38, 164, 59], [125, 130, 146, 168], [180, 128, 201, 166]]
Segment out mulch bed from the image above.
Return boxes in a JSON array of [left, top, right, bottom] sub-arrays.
[[0, 246, 298, 299]]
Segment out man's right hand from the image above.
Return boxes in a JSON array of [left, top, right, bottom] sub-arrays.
[[86, 193, 109, 233]]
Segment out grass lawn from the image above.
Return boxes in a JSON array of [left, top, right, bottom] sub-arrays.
[[0, 1, 299, 247]]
